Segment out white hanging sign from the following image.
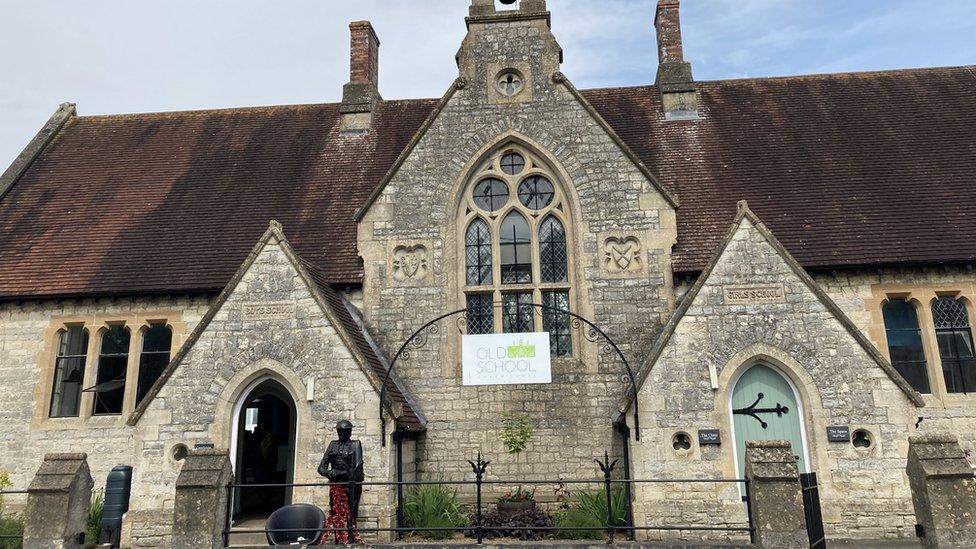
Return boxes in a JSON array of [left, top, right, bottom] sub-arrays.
[[461, 332, 552, 386]]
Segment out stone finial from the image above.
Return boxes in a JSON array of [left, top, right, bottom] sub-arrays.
[[171, 450, 233, 549], [744, 441, 808, 548], [906, 433, 976, 548], [23, 453, 94, 549]]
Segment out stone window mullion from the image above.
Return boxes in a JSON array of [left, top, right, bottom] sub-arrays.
[[121, 323, 144, 415]]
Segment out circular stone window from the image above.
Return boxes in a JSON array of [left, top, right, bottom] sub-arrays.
[[852, 429, 873, 449], [472, 178, 510, 212], [172, 443, 189, 462], [496, 70, 525, 97], [672, 432, 692, 452], [500, 152, 525, 175], [517, 175, 555, 210]]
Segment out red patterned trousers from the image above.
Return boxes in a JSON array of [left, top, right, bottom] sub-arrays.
[[322, 484, 363, 545]]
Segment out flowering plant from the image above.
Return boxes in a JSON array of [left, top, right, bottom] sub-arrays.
[[498, 485, 535, 503]]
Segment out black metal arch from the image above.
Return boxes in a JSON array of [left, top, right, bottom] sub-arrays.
[[378, 302, 640, 445]]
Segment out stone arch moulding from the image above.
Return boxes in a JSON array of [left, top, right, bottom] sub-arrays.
[[214, 359, 311, 462], [448, 130, 584, 223], [715, 343, 819, 478]]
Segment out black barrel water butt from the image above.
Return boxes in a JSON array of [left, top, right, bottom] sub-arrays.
[[99, 465, 133, 547]]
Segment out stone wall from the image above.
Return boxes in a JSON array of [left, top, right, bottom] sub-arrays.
[[0, 295, 210, 503], [631, 213, 920, 542], [126, 234, 399, 546], [814, 267, 976, 458], [357, 5, 676, 482]]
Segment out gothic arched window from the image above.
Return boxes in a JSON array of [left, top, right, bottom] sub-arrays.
[[461, 145, 573, 357]]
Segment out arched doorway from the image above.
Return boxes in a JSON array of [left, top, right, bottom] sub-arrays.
[[231, 378, 297, 519], [730, 364, 809, 479]]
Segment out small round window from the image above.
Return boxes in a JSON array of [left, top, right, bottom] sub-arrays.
[[518, 176, 555, 210], [172, 443, 189, 462], [852, 429, 873, 449], [497, 70, 524, 97], [500, 152, 525, 175], [473, 178, 509, 212], [672, 432, 692, 451]]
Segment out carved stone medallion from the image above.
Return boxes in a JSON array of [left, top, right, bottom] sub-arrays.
[[392, 244, 429, 281], [603, 236, 642, 273]]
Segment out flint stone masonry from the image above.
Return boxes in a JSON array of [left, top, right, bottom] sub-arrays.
[[631, 215, 918, 542], [171, 450, 233, 549], [906, 433, 976, 548], [745, 440, 807, 549], [358, 1, 675, 481], [23, 452, 94, 549]]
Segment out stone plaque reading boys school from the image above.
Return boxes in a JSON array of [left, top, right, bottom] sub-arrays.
[[242, 302, 296, 321], [722, 284, 786, 305], [462, 332, 552, 386]]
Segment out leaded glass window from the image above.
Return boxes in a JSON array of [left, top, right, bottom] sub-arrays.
[[503, 292, 534, 333], [539, 216, 567, 283], [932, 297, 976, 394], [518, 175, 555, 210], [137, 324, 172, 405], [543, 291, 572, 357], [93, 326, 130, 415], [465, 218, 492, 286], [500, 211, 532, 284], [882, 299, 931, 393], [50, 327, 88, 418], [460, 144, 574, 357], [473, 178, 509, 212]]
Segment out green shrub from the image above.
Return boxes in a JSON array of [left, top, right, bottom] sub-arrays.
[[0, 470, 22, 549], [0, 514, 23, 549], [554, 487, 628, 540], [403, 484, 466, 540], [86, 489, 104, 547]]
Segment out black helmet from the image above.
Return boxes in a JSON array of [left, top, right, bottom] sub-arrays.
[[336, 420, 353, 430]]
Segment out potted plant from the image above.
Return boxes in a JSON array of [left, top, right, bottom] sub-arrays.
[[497, 411, 534, 515]]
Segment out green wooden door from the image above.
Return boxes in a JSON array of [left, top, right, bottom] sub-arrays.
[[731, 364, 806, 478]]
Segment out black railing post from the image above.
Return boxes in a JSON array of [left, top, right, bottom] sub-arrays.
[[467, 452, 490, 545], [347, 478, 356, 543], [223, 483, 233, 548], [594, 451, 619, 545], [395, 431, 405, 540], [743, 479, 756, 545]]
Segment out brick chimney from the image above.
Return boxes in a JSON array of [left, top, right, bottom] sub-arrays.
[[341, 21, 382, 131], [654, 0, 698, 119]]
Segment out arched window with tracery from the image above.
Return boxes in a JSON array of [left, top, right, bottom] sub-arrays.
[[460, 145, 573, 357]]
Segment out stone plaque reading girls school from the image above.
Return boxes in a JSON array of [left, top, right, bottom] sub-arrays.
[[722, 284, 786, 305], [461, 332, 552, 386]]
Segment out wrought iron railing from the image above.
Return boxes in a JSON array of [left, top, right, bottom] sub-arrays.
[[221, 454, 754, 546]]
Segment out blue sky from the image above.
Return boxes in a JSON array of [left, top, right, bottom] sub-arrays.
[[2, 0, 975, 170]]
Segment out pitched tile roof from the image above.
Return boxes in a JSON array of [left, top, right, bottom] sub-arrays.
[[1, 66, 974, 299], [584, 66, 976, 272], [0, 100, 436, 299]]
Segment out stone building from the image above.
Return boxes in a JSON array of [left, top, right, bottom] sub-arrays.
[[1, 0, 974, 545]]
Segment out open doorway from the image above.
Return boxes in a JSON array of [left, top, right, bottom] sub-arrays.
[[232, 378, 297, 520]]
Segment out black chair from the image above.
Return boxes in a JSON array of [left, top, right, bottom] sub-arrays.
[[265, 503, 326, 546]]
